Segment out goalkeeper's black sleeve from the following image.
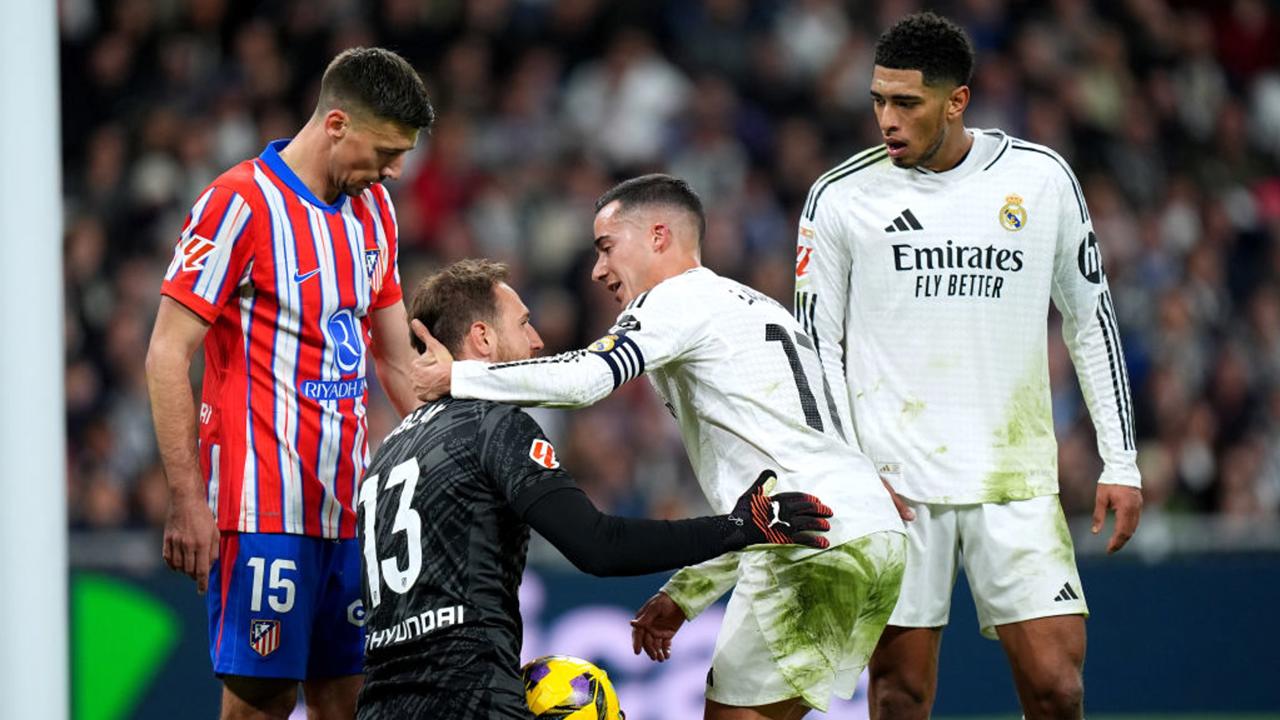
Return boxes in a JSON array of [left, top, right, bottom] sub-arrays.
[[522, 487, 737, 577]]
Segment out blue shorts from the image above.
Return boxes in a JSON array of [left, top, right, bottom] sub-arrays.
[[207, 532, 366, 680]]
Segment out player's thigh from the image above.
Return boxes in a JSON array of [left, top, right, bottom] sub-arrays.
[[707, 532, 905, 713], [220, 675, 298, 720], [207, 533, 323, 680], [887, 500, 961, 630], [957, 495, 1088, 639], [303, 674, 362, 720], [305, 538, 366, 681], [994, 614, 1086, 692]]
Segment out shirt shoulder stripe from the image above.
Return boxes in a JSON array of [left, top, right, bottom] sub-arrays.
[[1009, 141, 1088, 223], [804, 148, 889, 221]]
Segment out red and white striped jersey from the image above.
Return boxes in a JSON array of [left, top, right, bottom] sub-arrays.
[[161, 140, 403, 539]]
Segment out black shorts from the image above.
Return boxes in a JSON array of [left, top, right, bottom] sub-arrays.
[[357, 687, 533, 720]]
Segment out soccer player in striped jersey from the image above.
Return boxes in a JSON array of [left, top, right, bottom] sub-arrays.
[[791, 13, 1143, 720], [145, 48, 434, 719], [411, 176, 908, 719], [357, 260, 833, 719]]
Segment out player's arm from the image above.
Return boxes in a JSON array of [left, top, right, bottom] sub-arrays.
[[660, 553, 741, 619], [366, 186, 419, 417], [413, 298, 694, 408], [145, 297, 220, 593], [795, 183, 857, 440], [368, 301, 421, 417], [483, 406, 830, 577], [148, 185, 254, 592], [629, 554, 742, 662], [1048, 162, 1142, 553], [525, 470, 831, 577]]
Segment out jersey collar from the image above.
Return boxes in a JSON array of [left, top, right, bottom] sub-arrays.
[[906, 129, 991, 183], [258, 138, 348, 214]]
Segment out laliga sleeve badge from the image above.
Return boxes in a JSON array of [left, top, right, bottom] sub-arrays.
[[999, 193, 1027, 231], [529, 439, 560, 469]]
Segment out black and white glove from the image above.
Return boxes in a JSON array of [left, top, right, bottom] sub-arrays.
[[724, 470, 834, 549]]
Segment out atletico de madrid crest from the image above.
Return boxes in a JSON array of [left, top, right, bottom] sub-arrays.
[[364, 248, 380, 277], [529, 439, 560, 469], [250, 619, 281, 657]]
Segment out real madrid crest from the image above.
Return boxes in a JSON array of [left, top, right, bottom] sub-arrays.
[[999, 193, 1027, 232]]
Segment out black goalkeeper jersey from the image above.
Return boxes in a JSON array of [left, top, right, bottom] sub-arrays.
[[356, 397, 574, 710]]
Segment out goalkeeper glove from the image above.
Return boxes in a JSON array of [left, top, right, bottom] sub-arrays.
[[724, 470, 833, 549]]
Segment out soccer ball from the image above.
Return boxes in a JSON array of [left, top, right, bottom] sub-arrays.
[[521, 654, 625, 719]]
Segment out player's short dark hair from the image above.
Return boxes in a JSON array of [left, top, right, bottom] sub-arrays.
[[594, 174, 706, 242], [318, 47, 436, 129], [409, 259, 509, 356], [874, 12, 975, 88]]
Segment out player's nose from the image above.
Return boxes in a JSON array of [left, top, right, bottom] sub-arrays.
[[591, 256, 609, 284], [527, 325, 545, 353], [381, 155, 405, 181]]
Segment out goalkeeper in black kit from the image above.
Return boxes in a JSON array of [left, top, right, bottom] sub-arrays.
[[355, 259, 833, 720]]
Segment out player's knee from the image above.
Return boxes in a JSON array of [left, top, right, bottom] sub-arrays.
[[869, 673, 934, 719], [1024, 672, 1083, 719], [221, 676, 298, 720]]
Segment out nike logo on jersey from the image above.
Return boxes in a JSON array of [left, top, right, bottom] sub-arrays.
[[293, 268, 321, 283], [884, 208, 924, 233]]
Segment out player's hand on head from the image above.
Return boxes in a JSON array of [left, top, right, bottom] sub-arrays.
[[727, 470, 834, 549], [630, 592, 686, 662], [410, 319, 454, 402], [162, 494, 219, 594], [1092, 483, 1143, 554]]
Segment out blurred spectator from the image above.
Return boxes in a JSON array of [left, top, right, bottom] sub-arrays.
[[61, 0, 1280, 536]]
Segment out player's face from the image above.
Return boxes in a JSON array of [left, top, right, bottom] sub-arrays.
[[870, 66, 956, 169], [490, 282, 544, 362], [330, 114, 419, 196], [592, 201, 657, 306]]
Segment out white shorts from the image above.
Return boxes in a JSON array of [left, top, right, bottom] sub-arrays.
[[704, 531, 906, 712], [888, 494, 1088, 639]]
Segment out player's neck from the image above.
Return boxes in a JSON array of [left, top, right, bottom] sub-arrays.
[[278, 124, 340, 204], [921, 124, 973, 173], [653, 254, 700, 286]]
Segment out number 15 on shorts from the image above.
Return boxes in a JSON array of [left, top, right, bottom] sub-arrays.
[[247, 557, 296, 613]]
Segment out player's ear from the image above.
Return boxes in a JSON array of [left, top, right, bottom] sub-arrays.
[[651, 223, 670, 252], [323, 109, 350, 140], [466, 320, 492, 359], [947, 85, 970, 120]]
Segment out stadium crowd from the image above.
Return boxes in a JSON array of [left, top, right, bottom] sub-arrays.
[[62, 0, 1280, 543]]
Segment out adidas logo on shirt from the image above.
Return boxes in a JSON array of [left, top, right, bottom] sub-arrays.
[[884, 208, 924, 233]]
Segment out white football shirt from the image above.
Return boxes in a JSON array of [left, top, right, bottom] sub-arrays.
[[451, 267, 905, 549], [795, 129, 1141, 505]]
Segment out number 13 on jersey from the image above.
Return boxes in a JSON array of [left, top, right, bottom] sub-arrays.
[[357, 459, 423, 608]]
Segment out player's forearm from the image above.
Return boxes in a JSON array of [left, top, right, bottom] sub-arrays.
[[144, 346, 205, 502], [525, 488, 742, 577], [452, 352, 616, 409], [373, 347, 419, 418], [659, 553, 740, 619], [1063, 310, 1140, 487], [369, 302, 421, 417]]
